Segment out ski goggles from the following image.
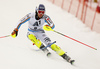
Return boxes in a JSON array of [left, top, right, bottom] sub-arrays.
[[38, 10, 45, 14]]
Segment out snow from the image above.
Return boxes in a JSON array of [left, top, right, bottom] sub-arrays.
[[0, 0, 100, 69]]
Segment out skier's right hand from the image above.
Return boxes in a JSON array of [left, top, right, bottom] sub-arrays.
[[11, 28, 18, 38]]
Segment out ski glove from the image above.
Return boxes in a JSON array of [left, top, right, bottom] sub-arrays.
[[11, 28, 18, 38], [43, 25, 53, 31]]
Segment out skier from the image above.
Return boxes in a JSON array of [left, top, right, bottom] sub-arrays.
[[11, 4, 74, 64]]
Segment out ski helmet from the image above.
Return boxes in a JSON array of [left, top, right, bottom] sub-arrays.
[[38, 4, 45, 11], [36, 4, 45, 14]]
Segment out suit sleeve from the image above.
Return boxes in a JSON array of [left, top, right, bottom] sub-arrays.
[[15, 13, 31, 30], [44, 15, 55, 29]]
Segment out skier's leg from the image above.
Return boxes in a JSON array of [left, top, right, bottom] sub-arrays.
[[27, 33, 50, 55], [50, 44, 65, 55], [50, 44, 74, 64], [51, 44, 72, 62], [28, 34, 42, 48]]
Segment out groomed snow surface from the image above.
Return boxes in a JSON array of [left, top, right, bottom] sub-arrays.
[[0, 0, 100, 69]]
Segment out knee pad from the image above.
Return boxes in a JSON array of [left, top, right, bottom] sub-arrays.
[[51, 44, 65, 56], [28, 34, 42, 48]]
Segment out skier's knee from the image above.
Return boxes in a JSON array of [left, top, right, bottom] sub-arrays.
[[51, 44, 60, 51], [28, 34, 42, 48], [28, 34, 36, 41], [51, 44, 65, 56]]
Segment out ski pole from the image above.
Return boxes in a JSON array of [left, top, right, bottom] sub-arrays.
[[0, 35, 11, 38], [43, 25, 97, 50], [53, 30, 97, 50]]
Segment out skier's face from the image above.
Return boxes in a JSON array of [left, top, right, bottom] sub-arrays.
[[38, 10, 45, 18]]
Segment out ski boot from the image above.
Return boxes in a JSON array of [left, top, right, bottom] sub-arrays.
[[61, 53, 75, 65], [40, 44, 51, 56]]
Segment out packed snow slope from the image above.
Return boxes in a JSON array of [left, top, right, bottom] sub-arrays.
[[0, 0, 100, 69]]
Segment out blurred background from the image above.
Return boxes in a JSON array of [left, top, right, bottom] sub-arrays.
[[0, 0, 100, 69], [48, 0, 100, 33]]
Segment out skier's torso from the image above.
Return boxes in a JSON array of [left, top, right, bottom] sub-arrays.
[[28, 13, 45, 31], [15, 12, 55, 32]]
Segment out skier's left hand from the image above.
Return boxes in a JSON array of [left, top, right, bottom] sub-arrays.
[[43, 25, 53, 31]]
